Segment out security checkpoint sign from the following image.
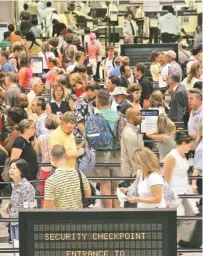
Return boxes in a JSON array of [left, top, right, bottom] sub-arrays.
[[19, 209, 176, 256]]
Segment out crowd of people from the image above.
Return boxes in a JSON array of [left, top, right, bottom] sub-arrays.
[[0, 1, 202, 251]]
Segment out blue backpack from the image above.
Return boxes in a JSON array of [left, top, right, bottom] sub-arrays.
[[85, 114, 114, 149]]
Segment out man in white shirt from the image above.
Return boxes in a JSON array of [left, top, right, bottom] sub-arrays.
[[188, 88, 202, 140], [42, 2, 56, 36], [159, 7, 181, 43], [159, 52, 170, 88], [166, 50, 183, 82], [123, 12, 138, 44], [26, 77, 43, 121], [102, 45, 116, 81], [31, 97, 49, 137]]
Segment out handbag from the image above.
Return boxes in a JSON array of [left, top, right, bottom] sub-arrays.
[[77, 147, 96, 176], [77, 169, 96, 208], [127, 170, 142, 197], [163, 180, 180, 208]]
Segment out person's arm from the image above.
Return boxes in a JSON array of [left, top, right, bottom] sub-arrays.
[[34, 139, 40, 156], [43, 179, 55, 209], [69, 99, 75, 111], [81, 172, 91, 197], [10, 148, 23, 160], [163, 155, 175, 183], [0, 144, 8, 156], [192, 169, 200, 194], [18, 68, 26, 87], [46, 103, 52, 115], [176, 91, 188, 122], [146, 132, 166, 141], [143, 99, 150, 110], [128, 184, 163, 204], [77, 123, 85, 134]]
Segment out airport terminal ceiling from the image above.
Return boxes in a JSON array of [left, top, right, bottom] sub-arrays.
[[0, 0, 201, 34]]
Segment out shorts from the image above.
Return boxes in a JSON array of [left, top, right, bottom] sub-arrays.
[[93, 150, 121, 184]]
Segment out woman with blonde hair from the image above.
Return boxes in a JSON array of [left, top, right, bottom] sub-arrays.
[[69, 73, 85, 98], [50, 84, 74, 114], [38, 41, 55, 71], [164, 131, 193, 215], [149, 90, 166, 114], [120, 147, 166, 208], [146, 114, 176, 163], [182, 63, 202, 90]]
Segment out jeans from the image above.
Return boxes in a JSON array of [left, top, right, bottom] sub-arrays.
[[149, 27, 159, 43], [10, 224, 19, 248]]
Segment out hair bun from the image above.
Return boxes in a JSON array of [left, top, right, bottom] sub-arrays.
[[14, 124, 20, 131], [175, 131, 181, 141]]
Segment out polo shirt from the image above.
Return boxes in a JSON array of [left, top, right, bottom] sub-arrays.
[[49, 126, 77, 168], [188, 105, 202, 138], [44, 168, 90, 209]]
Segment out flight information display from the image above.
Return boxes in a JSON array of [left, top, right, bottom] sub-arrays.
[[19, 209, 176, 256]]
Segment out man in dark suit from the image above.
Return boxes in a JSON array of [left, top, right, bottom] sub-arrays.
[[168, 73, 189, 125], [120, 65, 131, 88]]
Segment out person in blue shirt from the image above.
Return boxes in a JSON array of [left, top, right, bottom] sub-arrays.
[[0, 51, 15, 72], [109, 56, 122, 77]]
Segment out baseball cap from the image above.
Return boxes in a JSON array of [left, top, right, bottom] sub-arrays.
[[188, 88, 202, 97], [111, 87, 129, 96], [166, 50, 176, 59]]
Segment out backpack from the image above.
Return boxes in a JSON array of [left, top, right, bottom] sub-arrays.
[[85, 113, 127, 150], [103, 56, 116, 68], [77, 169, 96, 208], [85, 114, 113, 149]]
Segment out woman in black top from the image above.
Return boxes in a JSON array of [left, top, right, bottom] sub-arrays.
[[50, 84, 73, 115], [10, 119, 38, 180]]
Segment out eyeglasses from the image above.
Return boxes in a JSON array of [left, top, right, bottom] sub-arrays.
[[29, 126, 36, 130]]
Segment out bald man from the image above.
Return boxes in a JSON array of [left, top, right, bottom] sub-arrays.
[[121, 108, 144, 178]]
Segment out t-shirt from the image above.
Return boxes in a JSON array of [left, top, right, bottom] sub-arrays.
[[12, 137, 38, 180], [99, 108, 120, 150], [102, 57, 115, 77], [44, 168, 90, 209], [138, 76, 153, 107], [137, 172, 166, 208], [1, 62, 15, 72]]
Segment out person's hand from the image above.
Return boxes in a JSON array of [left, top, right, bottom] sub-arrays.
[[127, 196, 138, 204], [77, 142, 85, 149], [192, 185, 198, 194], [119, 187, 128, 194], [3, 202, 11, 215], [77, 147, 85, 157]]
